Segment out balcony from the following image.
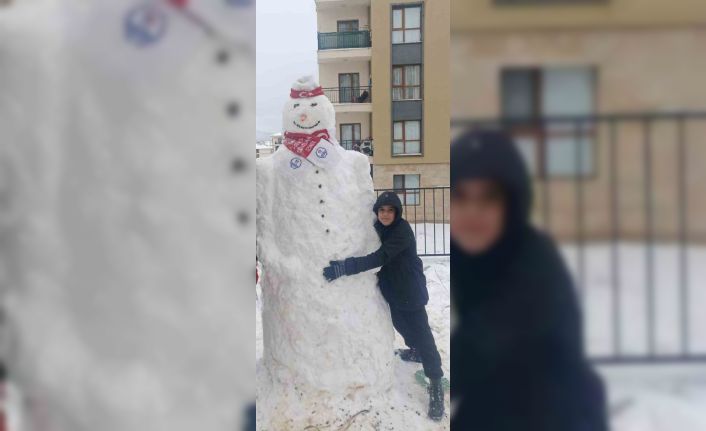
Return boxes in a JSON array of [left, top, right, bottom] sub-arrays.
[[340, 139, 374, 156], [323, 86, 371, 103], [323, 86, 372, 112], [318, 30, 371, 50]]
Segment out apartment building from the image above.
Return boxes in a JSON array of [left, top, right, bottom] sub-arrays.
[[315, 0, 450, 200], [451, 0, 706, 240]]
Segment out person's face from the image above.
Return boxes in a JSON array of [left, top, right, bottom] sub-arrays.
[[450, 179, 506, 255], [377, 205, 396, 226]]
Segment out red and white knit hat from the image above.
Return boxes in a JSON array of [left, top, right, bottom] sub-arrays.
[[289, 75, 324, 99]]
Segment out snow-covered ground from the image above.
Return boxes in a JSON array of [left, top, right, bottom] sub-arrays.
[[256, 257, 450, 430], [559, 243, 706, 357], [257, 235, 706, 430], [560, 242, 706, 431], [603, 363, 706, 431]]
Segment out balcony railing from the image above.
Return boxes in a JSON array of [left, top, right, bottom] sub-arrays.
[[323, 86, 372, 104], [340, 139, 373, 156], [318, 30, 371, 50]]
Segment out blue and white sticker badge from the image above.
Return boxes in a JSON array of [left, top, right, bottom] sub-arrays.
[[308, 140, 341, 169], [289, 158, 303, 170], [315, 147, 328, 159], [124, 3, 169, 48]]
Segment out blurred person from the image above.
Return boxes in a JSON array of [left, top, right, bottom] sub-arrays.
[[450, 130, 609, 431], [323, 191, 445, 421]]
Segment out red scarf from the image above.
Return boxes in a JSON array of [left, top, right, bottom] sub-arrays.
[[283, 129, 331, 158]]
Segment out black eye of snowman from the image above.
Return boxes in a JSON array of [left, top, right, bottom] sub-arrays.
[[293, 103, 300, 108], [310, 103, 318, 107]]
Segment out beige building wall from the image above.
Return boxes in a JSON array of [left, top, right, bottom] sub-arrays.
[[453, 0, 706, 31], [451, 1, 706, 240], [334, 112, 372, 140], [371, 0, 451, 191], [318, 61, 371, 89], [317, 6, 370, 33], [451, 28, 706, 120], [374, 163, 450, 223]]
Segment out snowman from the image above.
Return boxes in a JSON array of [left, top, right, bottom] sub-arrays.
[[256, 76, 394, 429]]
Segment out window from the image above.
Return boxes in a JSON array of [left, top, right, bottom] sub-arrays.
[[392, 120, 421, 155], [393, 174, 421, 206], [501, 66, 596, 178], [337, 20, 359, 32], [338, 73, 360, 103], [392, 5, 421, 44], [340, 123, 362, 150], [392, 65, 421, 101]]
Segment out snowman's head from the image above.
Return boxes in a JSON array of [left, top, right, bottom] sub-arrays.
[[282, 76, 336, 138]]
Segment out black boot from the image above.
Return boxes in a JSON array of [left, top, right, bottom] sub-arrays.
[[428, 378, 445, 421], [395, 348, 423, 363]]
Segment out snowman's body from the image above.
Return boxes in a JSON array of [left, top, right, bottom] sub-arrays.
[[1, 1, 254, 431], [256, 78, 394, 428]]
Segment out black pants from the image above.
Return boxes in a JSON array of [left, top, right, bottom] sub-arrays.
[[390, 306, 443, 379]]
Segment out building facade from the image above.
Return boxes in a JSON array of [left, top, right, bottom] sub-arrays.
[[315, 0, 450, 200], [451, 0, 706, 241]]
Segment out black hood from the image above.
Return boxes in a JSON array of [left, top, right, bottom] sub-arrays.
[[374, 191, 403, 221], [374, 191, 403, 233], [451, 129, 532, 228], [450, 129, 533, 278]]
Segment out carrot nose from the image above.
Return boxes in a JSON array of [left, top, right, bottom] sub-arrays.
[[300, 114, 308, 122]]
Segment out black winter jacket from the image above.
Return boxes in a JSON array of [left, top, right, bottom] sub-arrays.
[[450, 130, 609, 431], [345, 192, 429, 310]]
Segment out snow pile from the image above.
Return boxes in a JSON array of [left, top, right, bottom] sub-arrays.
[[255, 79, 395, 429], [602, 364, 706, 431], [256, 258, 451, 430]]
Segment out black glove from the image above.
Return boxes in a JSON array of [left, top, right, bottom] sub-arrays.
[[323, 260, 347, 282]]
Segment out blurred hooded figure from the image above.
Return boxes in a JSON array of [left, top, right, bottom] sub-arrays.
[[450, 130, 609, 431]]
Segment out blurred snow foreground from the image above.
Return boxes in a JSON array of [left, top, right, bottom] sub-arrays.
[[0, 1, 255, 430]]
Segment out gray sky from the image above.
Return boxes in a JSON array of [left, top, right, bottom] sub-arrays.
[[256, 0, 318, 138]]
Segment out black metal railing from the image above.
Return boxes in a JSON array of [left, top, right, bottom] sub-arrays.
[[323, 86, 372, 104], [375, 187, 450, 257], [453, 111, 706, 364], [318, 30, 371, 50], [341, 139, 374, 156]]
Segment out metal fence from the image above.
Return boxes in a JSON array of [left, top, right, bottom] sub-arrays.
[[317, 30, 371, 50], [454, 111, 706, 364], [323, 86, 372, 104], [375, 187, 450, 257]]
